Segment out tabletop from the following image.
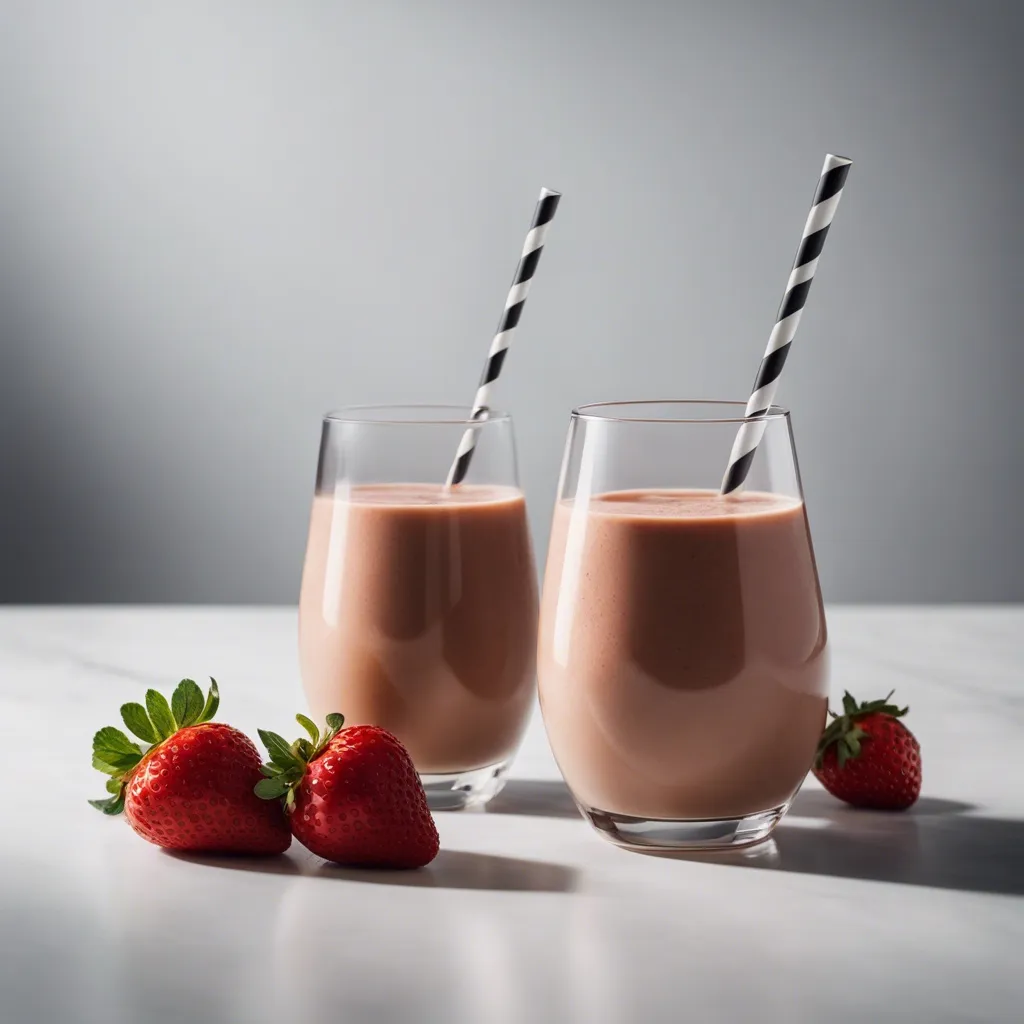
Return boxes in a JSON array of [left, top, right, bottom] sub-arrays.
[[0, 606, 1021, 1024]]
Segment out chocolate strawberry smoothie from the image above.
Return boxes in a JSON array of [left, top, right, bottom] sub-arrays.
[[300, 483, 538, 775], [538, 489, 828, 820]]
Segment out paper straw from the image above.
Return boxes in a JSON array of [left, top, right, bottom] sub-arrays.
[[721, 154, 852, 494], [446, 187, 562, 486]]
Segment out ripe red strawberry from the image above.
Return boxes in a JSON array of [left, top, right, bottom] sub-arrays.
[[812, 691, 921, 810], [255, 713, 439, 869], [91, 678, 291, 855]]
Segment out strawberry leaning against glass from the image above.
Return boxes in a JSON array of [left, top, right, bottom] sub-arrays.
[[812, 691, 922, 810]]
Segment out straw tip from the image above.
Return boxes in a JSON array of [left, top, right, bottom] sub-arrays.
[[825, 154, 853, 167], [539, 186, 562, 198]]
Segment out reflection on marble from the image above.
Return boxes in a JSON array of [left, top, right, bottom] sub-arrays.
[[0, 607, 1022, 1024]]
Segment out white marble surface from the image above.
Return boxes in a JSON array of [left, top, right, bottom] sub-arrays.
[[0, 607, 1021, 1024]]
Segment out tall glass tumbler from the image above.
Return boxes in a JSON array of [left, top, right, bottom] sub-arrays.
[[299, 405, 538, 810], [538, 401, 829, 849]]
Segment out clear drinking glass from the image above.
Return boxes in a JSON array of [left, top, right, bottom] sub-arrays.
[[299, 405, 538, 810], [538, 401, 829, 849]]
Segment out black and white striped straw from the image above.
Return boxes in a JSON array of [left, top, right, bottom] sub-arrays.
[[446, 187, 562, 486], [721, 154, 852, 495]]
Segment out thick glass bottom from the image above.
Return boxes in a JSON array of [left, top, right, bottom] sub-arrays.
[[582, 802, 789, 851], [419, 761, 511, 811]]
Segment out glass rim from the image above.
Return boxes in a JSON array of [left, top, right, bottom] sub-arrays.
[[572, 399, 791, 424], [323, 403, 512, 426]]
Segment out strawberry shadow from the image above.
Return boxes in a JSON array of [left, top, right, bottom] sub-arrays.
[[317, 849, 579, 892], [165, 846, 578, 892], [163, 849, 302, 875], [790, 788, 974, 819]]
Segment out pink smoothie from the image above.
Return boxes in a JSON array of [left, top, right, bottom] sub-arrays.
[[300, 483, 538, 775], [538, 489, 828, 819]]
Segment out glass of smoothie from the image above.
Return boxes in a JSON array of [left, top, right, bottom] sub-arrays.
[[299, 405, 537, 810], [538, 400, 829, 849]]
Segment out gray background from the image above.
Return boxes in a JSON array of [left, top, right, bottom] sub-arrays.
[[1, 0, 1021, 604]]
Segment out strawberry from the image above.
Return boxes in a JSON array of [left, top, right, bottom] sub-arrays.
[[255, 713, 439, 869], [91, 678, 291, 855], [812, 691, 921, 810]]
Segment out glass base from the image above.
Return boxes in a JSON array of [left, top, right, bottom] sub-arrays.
[[419, 761, 511, 812], [582, 802, 789, 851]]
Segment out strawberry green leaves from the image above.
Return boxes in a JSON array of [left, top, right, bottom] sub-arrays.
[[94, 725, 143, 758], [92, 727, 144, 774], [259, 728, 300, 770], [815, 690, 910, 769], [254, 713, 347, 811], [90, 727, 142, 815], [88, 793, 127, 815], [125, 679, 220, 744], [255, 729, 306, 809], [120, 703, 159, 744], [295, 714, 320, 746], [834, 725, 867, 769], [171, 679, 206, 729], [200, 679, 221, 723], [146, 689, 176, 740], [90, 678, 222, 814], [254, 775, 295, 801], [841, 690, 908, 720]]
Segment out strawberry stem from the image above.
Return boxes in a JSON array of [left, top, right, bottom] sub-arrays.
[[254, 713, 346, 810], [815, 691, 909, 770]]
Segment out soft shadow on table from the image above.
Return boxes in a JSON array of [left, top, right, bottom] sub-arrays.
[[167, 847, 577, 893], [791, 789, 974, 819], [164, 849, 303, 875], [318, 849, 578, 892], [486, 779, 582, 819], [651, 789, 1024, 897]]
